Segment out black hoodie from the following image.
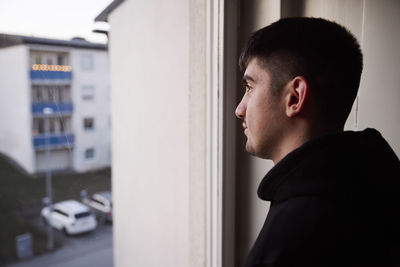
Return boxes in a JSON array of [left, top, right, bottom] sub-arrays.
[[244, 128, 400, 267]]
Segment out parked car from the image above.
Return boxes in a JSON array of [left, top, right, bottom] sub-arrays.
[[41, 199, 97, 235], [82, 191, 113, 223]]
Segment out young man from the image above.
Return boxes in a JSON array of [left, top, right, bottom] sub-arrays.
[[236, 17, 400, 267]]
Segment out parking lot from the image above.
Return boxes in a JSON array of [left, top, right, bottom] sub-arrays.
[[5, 216, 113, 267]]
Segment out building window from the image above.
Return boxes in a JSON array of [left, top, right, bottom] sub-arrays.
[[85, 148, 95, 159], [81, 54, 94, 71], [33, 118, 45, 135], [57, 55, 64, 65], [32, 85, 41, 102], [60, 85, 72, 102], [82, 85, 94, 100], [49, 117, 56, 133], [46, 54, 54, 65], [33, 117, 70, 135], [83, 118, 94, 130], [32, 54, 42, 65], [32, 85, 71, 103]]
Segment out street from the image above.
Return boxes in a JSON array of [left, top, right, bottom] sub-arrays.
[[5, 220, 113, 267]]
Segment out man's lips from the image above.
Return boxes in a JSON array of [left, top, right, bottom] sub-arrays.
[[242, 122, 248, 135]]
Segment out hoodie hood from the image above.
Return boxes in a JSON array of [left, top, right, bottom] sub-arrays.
[[258, 128, 400, 203]]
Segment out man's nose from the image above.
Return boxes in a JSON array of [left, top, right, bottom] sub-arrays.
[[235, 97, 246, 119]]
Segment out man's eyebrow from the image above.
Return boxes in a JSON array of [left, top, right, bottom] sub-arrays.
[[243, 74, 255, 84]]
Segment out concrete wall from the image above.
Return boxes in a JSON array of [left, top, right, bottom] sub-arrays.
[[235, 0, 400, 266], [71, 48, 110, 172], [107, 0, 207, 266], [0, 45, 34, 173]]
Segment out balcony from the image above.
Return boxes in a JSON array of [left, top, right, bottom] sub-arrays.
[[32, 102, 73, 115], [30, 64, 72, 81], [33, 134, 74, 149], [30, 70, 72, 80]]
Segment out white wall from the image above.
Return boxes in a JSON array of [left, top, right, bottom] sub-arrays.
[[296, 0, 364, 131], [71, 48, 110, 172], [108, 0, 192, 266], [357, 0, 400, 156], [188, 0, 207, 266], [0, 45, 34, 173]]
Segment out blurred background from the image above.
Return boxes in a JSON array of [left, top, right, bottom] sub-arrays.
[[0, 0, 113, 266], [0, 0, 399, 267]]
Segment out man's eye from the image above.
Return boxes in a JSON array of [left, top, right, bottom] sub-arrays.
[[245, 85, 253, 93]]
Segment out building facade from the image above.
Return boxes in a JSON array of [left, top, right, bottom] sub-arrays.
[[0, 34, 110, 173]]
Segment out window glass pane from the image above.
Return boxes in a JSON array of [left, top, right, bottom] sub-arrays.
[[38, 118, 44, 134], [59, 117, 65, 133], [49, 118, 56, 133], [85, 148, 95, 159], [83, 118, 94, 130], [46, 55, 53, 65], [94, 199, 105, 206], [57, 55, 64, 65], [2, 4, 112, 265], [75, 212, 91, 219]]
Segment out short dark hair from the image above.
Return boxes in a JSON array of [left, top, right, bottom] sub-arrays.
[[239, 17, 363, 127]]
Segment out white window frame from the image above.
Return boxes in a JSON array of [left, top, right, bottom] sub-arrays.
[[82, 85, 95, 100], [206, 0, 224, 266], [206, 1, 238, 266]]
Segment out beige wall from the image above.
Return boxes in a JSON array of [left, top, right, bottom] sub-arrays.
[[235, 0, 400, 266], [108, 0, 207, 266], [109, 1, 189, 266], [189, 0, 206, 266], [357, 0, 400, 156]]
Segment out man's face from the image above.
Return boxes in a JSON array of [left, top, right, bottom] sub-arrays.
[[235, 58, 285, 159]]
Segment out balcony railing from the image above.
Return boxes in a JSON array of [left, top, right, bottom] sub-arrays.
[[33, 134, 74, 149], [32, 102, 73, 115], [30, 70, 72, 80]]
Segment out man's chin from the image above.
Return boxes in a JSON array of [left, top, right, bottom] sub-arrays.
[[245, 142, 256, 155], [246, 141, 270, 159]]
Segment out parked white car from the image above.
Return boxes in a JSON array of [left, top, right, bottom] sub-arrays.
[[41, 200, 97, 235], [82, 191, 113, 223]]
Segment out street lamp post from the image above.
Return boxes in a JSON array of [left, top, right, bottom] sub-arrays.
[[43, 107, 54, 251]]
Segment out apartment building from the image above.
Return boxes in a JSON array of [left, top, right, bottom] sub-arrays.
[[0, 34, 110, 173]]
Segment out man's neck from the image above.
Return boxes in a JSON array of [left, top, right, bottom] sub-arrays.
[[271, 124, 343, 164]]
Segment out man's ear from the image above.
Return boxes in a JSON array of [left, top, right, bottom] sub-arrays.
[[285, 76, 309, 118]]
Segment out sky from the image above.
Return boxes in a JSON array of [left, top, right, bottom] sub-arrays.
[[0, 0, 113, 44]]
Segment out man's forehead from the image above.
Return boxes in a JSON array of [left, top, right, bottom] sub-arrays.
[[243, 58, 269, 82]]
